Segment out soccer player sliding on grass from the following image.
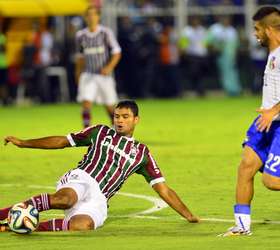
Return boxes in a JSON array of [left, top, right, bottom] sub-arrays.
[[220, 7, 280, 236], [1, 100, 198, 232]]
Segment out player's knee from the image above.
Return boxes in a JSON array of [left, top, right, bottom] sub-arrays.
[[68, 215, 94, 231], [50, 188, 77, 209], [262, 174, 280, 190], [239, 159, 256, 177]]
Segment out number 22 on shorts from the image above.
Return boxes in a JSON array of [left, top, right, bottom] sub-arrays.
[[265, 153, 280, 173]]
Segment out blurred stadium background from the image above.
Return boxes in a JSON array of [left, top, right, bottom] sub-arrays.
[[0, 0, 279, 106]]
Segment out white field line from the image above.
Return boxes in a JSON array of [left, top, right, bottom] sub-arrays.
[[2, 184, 280, 225], [117, 191, 168, 216]]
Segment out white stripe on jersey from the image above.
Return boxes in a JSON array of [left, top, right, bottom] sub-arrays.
[[106, 143, 143, 198], [83, 126, 106, 173], [262, 46, 280, 120], [67, 134, 76, 146], [101, 140, 131, 194], [150, 177, 165, 187], [97, 136, 123, 186]]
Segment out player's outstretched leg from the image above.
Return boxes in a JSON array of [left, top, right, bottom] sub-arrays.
[[0, 188, 78, 232], [219, 146, 262, 237], [37, 218, 69, 231], [1, 215, 94, 232], [0, 187, 77, 221], [37, 215, 94, 232], [1, 216, 93, 232], [34, 214, 94, 232], [0, 193, 51, 232], [0, 193, 51, 221]]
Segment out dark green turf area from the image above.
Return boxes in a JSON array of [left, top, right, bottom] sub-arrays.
[[1, 96, 280, 249]]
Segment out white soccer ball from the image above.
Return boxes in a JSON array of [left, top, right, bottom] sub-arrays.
[[8, 202, 39, 234]]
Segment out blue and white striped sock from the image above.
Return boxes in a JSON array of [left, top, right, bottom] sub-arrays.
[[234, 204, 251, 231]]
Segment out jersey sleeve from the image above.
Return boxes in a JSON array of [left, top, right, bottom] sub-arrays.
[[105, 28, 121, 54], [67, 125, 101, 147], [136, 148, 165, 186]]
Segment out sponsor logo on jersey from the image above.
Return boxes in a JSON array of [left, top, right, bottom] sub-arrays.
[[69, 174, 79, 180], [84, 46, 105, 55], [130, 145, 138, 157], [101, 138, 134, 164]]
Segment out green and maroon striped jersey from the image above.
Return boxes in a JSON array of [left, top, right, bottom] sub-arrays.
[[67, 125, 165, 199]]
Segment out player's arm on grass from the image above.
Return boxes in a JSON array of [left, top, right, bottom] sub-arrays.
[[4, 136, 70, 149], [152, 182, 199, 223], [256, 101, 280, 132]]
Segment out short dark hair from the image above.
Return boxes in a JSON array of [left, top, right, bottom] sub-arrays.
[[253, 6, 280, 21], [85, 5, 101, 16], [115, 100, 139, 117]]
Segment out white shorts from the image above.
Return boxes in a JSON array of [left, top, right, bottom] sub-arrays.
[[77, 72, 118, 105], [56, 169, 107, 229]]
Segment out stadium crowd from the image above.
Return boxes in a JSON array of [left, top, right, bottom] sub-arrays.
[[0, 0, 270, 105]]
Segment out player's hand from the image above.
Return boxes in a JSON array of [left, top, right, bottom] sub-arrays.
[[186, 214, 200, 223], [4, 136, 23, 147], [100, 66, 112, 76], [256, 107, 278, 132]]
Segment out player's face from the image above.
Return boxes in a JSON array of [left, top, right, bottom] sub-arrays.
[[86, 8, 100, 28], [113, 108, 139, 137], [254, 21, 269, 47]]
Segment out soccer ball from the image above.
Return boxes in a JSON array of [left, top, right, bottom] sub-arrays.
[[8, 203, 39, 234]]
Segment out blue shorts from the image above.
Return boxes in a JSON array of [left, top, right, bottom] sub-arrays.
[[244, 117, 280, 177]]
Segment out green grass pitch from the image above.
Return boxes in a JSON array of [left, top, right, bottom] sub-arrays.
[[1, 96, 280, 249]]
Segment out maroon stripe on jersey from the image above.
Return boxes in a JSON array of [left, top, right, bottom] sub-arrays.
[[84, 126, 109, 174], [59, 171, 71, 185], [102, 140, 133, 195], [87, 129, 116, 177], [95, 136, 123, 182], [124, 144, 146, 178], [81, 126, 104, 172], [106, 143, 145, 198], [78, 145, 95, 169]]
